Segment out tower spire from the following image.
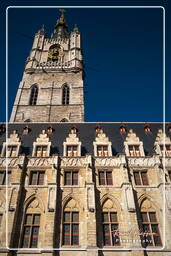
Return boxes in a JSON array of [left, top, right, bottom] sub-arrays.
[[52, 9, 69, 39]]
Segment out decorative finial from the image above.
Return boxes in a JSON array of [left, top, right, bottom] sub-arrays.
[[74, 24, 79, 33], [59, 9, 66, 15]]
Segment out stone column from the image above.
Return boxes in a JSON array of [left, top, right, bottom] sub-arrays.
[[85, 155, 98, 255], [43, 156, 58, 248]]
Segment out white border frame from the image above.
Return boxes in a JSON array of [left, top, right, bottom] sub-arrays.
[[5, 5, 165, 252]]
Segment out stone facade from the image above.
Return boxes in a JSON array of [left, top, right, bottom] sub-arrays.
[[1, 9, 171, 256], [0, 124, 171, 256]]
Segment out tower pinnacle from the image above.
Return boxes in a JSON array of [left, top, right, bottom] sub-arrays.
[[52, 9, 69, 38]]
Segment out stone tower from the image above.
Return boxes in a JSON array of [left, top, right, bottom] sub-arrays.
[[10, 9, 84, 123]]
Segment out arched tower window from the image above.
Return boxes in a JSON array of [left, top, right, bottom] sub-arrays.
[[62, 84, 69, 105], [29, 85, 38, 105]]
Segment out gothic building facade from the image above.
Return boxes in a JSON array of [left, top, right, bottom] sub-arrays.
[[0, 10, 171, 256]]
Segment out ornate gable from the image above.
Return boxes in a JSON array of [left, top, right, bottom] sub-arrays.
[[63, 126, 81, 156], [93, 127, 112, 156], [1, 130, 21, 157], [124, 129, 144, 157], [32, 130, 51, 157], [154, 129, 171, 156]]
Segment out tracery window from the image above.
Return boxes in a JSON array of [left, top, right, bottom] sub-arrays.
[[140, 211, 162, 247], [63, 211, 79, 245], [102, 211, 120, 246], [99, 170, 113, 185], [133, 170, 148, 185], [22, 214, 40, 248], [6, 145, 17, 157], [62, 84, 69, 105], [29, 85, 38, 105]]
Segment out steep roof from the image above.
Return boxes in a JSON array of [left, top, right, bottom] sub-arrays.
[[0, 123, 170, 157]]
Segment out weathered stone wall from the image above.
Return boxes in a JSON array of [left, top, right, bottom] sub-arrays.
[[0, 154, 170, 255]]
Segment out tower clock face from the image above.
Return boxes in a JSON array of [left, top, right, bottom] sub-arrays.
[[48, 47, 59, 61], [48, 44, 65, 61]]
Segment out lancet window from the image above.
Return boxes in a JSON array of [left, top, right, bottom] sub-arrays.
[[62, 84, 70, 105], [29, 85, 38, 105], [22, 213, 41, 248]]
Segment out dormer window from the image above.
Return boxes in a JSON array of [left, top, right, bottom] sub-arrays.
[[66, 145, 78, 157], [32, 130, 51, 158], [1, 130, 21, 158], [63, 127, 81, 157], [166, 145, 171, 157], [35, 146, 48, 157], [128, 145, 141, 157], [124, 129, 145, 157], [160, 144, 171, 157], [6, 145, 17, 157], [93, 128, 112, 157], [97, 145, 109, 157]]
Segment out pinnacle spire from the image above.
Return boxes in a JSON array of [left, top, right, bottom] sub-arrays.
[[52, 9, 69, 38]]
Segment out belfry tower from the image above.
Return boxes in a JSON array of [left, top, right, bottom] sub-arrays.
[[10, 9, 84, 123]]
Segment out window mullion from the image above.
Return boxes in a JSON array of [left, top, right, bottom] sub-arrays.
[[3, 172, 6, 185], [36, 172, 39, 185], [140, 172, 143, 185], [71, 171, 73, 185], [70, 213, 72, 245], [29, 214, 33, 248]]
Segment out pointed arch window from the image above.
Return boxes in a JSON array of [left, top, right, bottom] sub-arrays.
[[102, 199, 120, 246], [62, 84, 69, 105], [29, 85, 38, 105], [63, 211, 79, 245], [22, 213, 41, 248], [62, 198, 80, 246], [140, 199, 162, 247], [102, 211, 120, 246], [140, 211, 162, 247]]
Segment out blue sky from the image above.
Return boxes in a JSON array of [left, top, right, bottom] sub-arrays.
[[1, 0, 171, 122]]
